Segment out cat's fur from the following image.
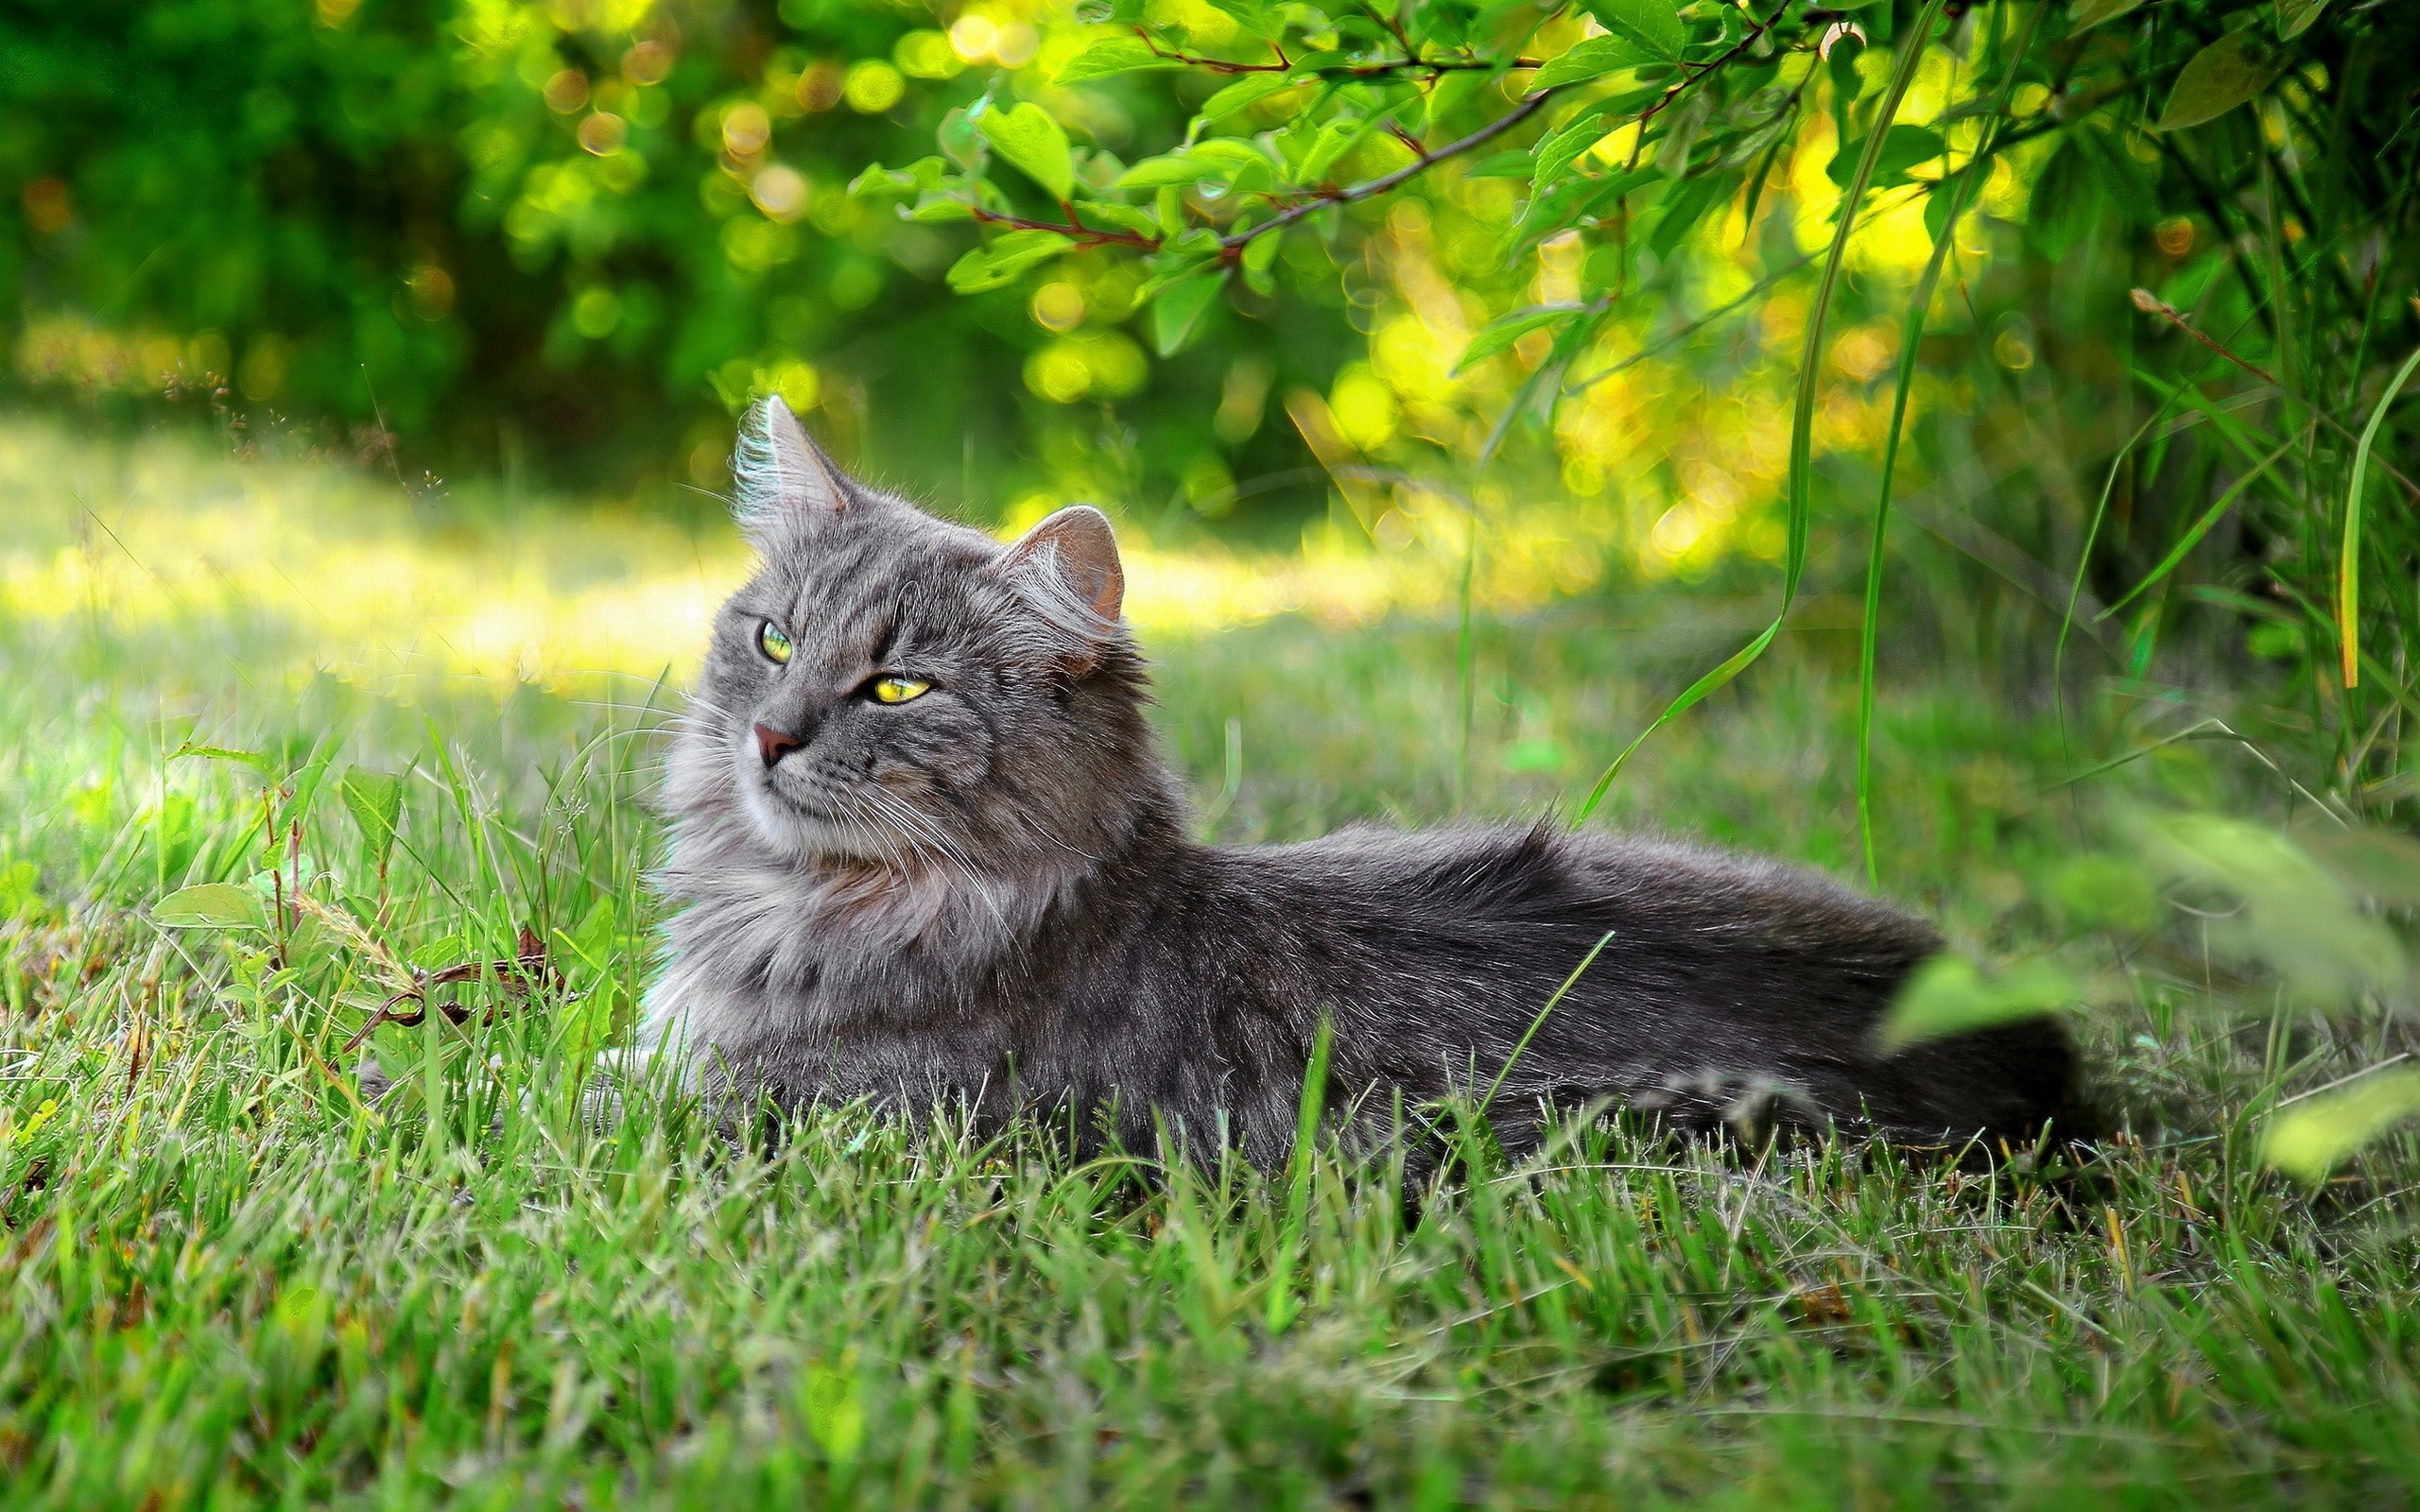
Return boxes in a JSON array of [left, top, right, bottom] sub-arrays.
[[638, 398, 2083, 1167]]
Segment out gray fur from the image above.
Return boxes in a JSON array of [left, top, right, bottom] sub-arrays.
[[640, 399, 2082, 1167]]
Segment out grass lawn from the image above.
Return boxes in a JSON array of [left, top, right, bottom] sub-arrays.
[[2, 420, 2414, 1507]]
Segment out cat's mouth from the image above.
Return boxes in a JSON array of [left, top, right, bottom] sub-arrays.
[[735, 739, 950, 871]]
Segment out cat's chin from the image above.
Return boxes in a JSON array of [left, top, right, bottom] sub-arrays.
[[735, 768, 931, 871]]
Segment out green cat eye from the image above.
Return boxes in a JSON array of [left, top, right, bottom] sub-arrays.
[[757, 620, 792, 665], [870, 676, 930, 705]]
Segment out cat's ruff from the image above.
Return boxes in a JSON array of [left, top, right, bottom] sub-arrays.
[[638, 397, 2082, 1166]]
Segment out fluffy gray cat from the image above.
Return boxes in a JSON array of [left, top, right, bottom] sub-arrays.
[[637, 398, 2083, 1167]]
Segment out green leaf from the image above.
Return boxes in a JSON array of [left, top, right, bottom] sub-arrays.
[[1465, 149, 1535, 180], [1531, 34, 1656, 90], [2306, 826, 2420, 908], [946, 230, 1075, 293], [1240, 230, 1281, 296], [2274, 0, 2328, 40], [1583, 0, 1688, 62], [339, 766, 405, 863], [2157, 32, 2285, 132], [1294, 116, 1361, 185], [1532, 112, 1613, 189], [803, 1364, 865, 1464], [908, 193, 976, 222], [1455, 305, 1582, 374], [2069, 0, 2146, 29], [1112, 140, 1271, 193], [1151, 269, 1227, 356], [977, 103, 1075, 201], [1054, 37, 1183, 84], [1115, 154, 1217, 191], [172, 744, 280, 781], [2264, 1069, 2420, 1182], [849, 157, 949, 199], [1082, 201, 1163, 236], [1827, 126, 1946, 189], [2137, 813, 2406, 1002], [1647, 169, 1737, 259], [154, 882, 266, 929], [1876, 956, 2078, 1053], [1200, 72, 1297, 122]]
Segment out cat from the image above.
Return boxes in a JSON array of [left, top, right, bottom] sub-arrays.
[[636, 397, 2085, 1169]]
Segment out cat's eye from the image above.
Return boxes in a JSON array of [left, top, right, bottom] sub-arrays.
[[757, 620, 792, 665], [869, 676, 930, 705]]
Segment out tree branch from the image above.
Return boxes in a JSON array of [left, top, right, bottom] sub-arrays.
[[1219, 89, 1553, 254], [966, 204, 1159, 250]]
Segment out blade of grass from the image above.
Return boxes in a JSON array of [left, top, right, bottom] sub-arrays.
[[2338, 344, 2420, 688], [1574, 0, 1950, 827], [1481, 929, 1616, 1113], [1855, 0, 2047, 888], [2099, 430, 2299, 621]]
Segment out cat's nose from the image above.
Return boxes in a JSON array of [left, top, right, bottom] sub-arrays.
[[753, 723, 804, 768]]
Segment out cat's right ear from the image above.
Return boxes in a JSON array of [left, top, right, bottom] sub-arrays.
[[730, 396, 847, 538]]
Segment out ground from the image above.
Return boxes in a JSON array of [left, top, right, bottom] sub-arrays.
[[0, 419, 2412, 1508]]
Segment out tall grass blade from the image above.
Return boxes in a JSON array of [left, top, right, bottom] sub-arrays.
[[1856, 0, 2046, 887], [1576, 0, 1949, 827], [2338, 344, 2420, 688]]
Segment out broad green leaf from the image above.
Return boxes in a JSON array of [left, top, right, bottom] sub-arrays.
[[1112, 140, 1271, 193], [1295, 116, 1361, 185], [803, 1365, 865, 1463], [1647, 168, 1737, 258], [173, 744, 280, 780], [2264, 1069, 2420, 1182], [2157, 32, 2284, 132], [1081, 201, 1162, 236], [1827, 126, 1946, 189], [1200, 0, 1276, 40], [1240, 230, 1281, 295], [908, 193, 976, 222], [1532, 112, 1613, 189], [849, 157, 948, 198], [1876, 955, 2078, 1053], [1465, 149, 1536, 179], [2070, 0, 2146, 29], [2137, 813, 2405, 1001], [939, 107, 987, 172], [2275, 0, 2328, 40], [946, 230, 1075, 293], [2306, 826, 2420, 908], [339, 766, 405, 862], [1054, 37, 1182, 84], [1151, 269, 1227, 355], [1531, 34, 1656, 90], [1115, 153, 1219, 191], [1583, 0, 1687, 62], [154, 882, 266, 929], [977, 103, 1075, 201], [1199, 73, 1295, 122], [1455, 305, 1581, 374]]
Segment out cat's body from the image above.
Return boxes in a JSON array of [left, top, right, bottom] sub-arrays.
[[640, 399, 2083, 1165]]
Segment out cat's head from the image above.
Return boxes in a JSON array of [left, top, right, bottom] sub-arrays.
[[673, 397, 1165, 874]]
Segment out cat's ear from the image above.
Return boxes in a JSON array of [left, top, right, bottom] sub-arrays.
[[994, 505, 1125, 671], [730, 395, 847, 535]]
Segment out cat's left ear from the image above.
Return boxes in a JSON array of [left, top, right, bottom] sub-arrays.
[[730, 395, 848, 538], [994, 505, 1125, 672]]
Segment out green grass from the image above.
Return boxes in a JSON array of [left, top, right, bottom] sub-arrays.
[[3, 437, 2417, 1508]]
